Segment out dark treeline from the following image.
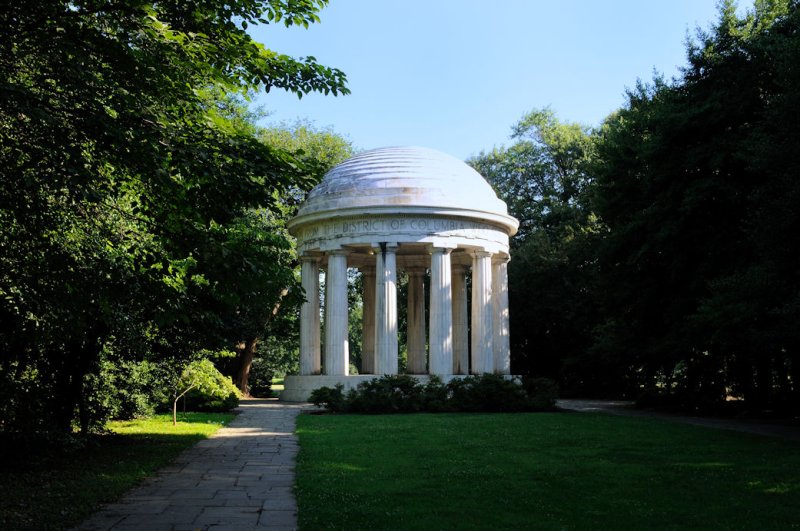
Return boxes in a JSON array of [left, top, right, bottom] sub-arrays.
[[473, 0, 800, 412]]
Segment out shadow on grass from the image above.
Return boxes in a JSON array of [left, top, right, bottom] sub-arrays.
[[0, 412, 233, 531]]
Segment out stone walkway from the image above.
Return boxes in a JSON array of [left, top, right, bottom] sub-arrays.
[[76, 399, 309, 531]]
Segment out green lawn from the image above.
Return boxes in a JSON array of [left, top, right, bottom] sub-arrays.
[[296, 412, 800, 530], [0, 412, 234, 530]]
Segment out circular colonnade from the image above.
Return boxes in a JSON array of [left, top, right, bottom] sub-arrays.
[[281, 146, 519, 401]]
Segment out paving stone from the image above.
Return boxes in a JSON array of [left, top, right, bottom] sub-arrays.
[[73, 399, 308, 530], [257, 509, 297, 527]]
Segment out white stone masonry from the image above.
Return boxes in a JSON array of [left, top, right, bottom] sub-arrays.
[[324, 251, 349, 375]]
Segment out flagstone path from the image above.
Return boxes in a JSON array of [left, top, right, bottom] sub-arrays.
[[76, 399, 309, 531]]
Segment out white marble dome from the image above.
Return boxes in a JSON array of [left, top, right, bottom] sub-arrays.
[[291, 146, 518, 233], [283, 146, 518, 400]]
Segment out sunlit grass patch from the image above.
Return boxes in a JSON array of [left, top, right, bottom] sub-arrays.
[[296, 412, 800, 530]]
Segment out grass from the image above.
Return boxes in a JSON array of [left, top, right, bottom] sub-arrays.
[[296, 412, 800, 530], [271, 377, 285, 398], [0, 412, 234, 531]]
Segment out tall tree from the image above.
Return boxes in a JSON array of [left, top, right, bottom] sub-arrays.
[[470, 109, 601, 392], [0, 0, 348, 432], [226, 120, 354, 394], [592, 0, 799, 407]]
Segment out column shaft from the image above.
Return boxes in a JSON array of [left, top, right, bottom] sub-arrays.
[[470, 251, 494, 374], [374, 243, 398, 375], [324, 251, 349, 375], [492, 259, 511, 374], [299, 257, 321, 375], [361, 267, 376, 374], [451, 264, 469, 375], [429, 248, 453, 375]]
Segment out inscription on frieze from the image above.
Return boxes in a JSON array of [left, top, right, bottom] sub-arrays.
[[300, 217, 498, 240]]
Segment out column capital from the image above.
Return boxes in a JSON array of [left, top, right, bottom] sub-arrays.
[[470, 249, 493, 259], [326, 248, 350, 257], [428, 246, 453, 255], [300, 254, 320, 264]]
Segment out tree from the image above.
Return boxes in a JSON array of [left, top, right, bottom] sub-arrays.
[[592, 0, 799, 408], [224, 120, 354, 395], [469, 109, 602, 392], [0, 1, 348, 433], [170, 358, 239, 425]]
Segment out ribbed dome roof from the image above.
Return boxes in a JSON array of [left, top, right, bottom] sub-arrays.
[[292, 146, 515, 232]]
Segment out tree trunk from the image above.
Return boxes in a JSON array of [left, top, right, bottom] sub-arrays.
[[235, 337, 258, 396], [234, 288, 289, 395]]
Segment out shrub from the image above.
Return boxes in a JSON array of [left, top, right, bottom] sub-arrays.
[[422, 375, 450, 412], [348, 375, 425, 413], [521, 376, 559, 411], [83, 359, 163, 427], [174, 359, 241, 413], [309, 384, 346, 413], [247, 358, 274, 398], [309, 374, 558, 414], [109, 360, 164, 419], [447, 374, 529, 412]]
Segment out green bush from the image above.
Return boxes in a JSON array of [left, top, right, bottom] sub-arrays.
[[173, 359, 241, 413], [83, 359, 163, 427], [447, 374, 529, 412], [348, 375, 424, 413], [247, 358, 274, 398], [521, 376, 559, 411], [309, 384, 346, 412], [422, 375, 449, 412], [309, 374, 558, 414]]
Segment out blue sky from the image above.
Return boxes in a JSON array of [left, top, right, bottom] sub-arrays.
[[249, 0, 751, 160]]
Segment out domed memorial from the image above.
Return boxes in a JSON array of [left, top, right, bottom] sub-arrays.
[[282, 146, 519, 401]]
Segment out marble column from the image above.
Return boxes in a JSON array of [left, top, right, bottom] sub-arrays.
[[324, 250, 349, 376], [470, 250, 494, 374], [429, 247, 453, 376], [406, 268, 427, 374], [374, 243, 399, 375], [360, 266, 376, 374], [299, 256, 321, 375], [451, 263, 469, 375], [492, 258, 511, 374]]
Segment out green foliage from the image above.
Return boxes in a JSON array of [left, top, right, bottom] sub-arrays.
[[309, 375, 558, 414], [309, 383, 347, 413], [172, 359, 241, 413], [591, 0, 800, 407], [0, 0, 348, 433], [99, 360, 163, 420], [257, 338, 300, 378], [469, 109, 601, 389], [468, 1, 800, 410], [521, 376, 560, 410], [446, 374, 530, 412], [347, 375, 427, 413], [223, 120, 354, 393], [247, 357, 275, 398]]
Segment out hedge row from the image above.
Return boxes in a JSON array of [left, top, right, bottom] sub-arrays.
[[309, 374, 558, 414]]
